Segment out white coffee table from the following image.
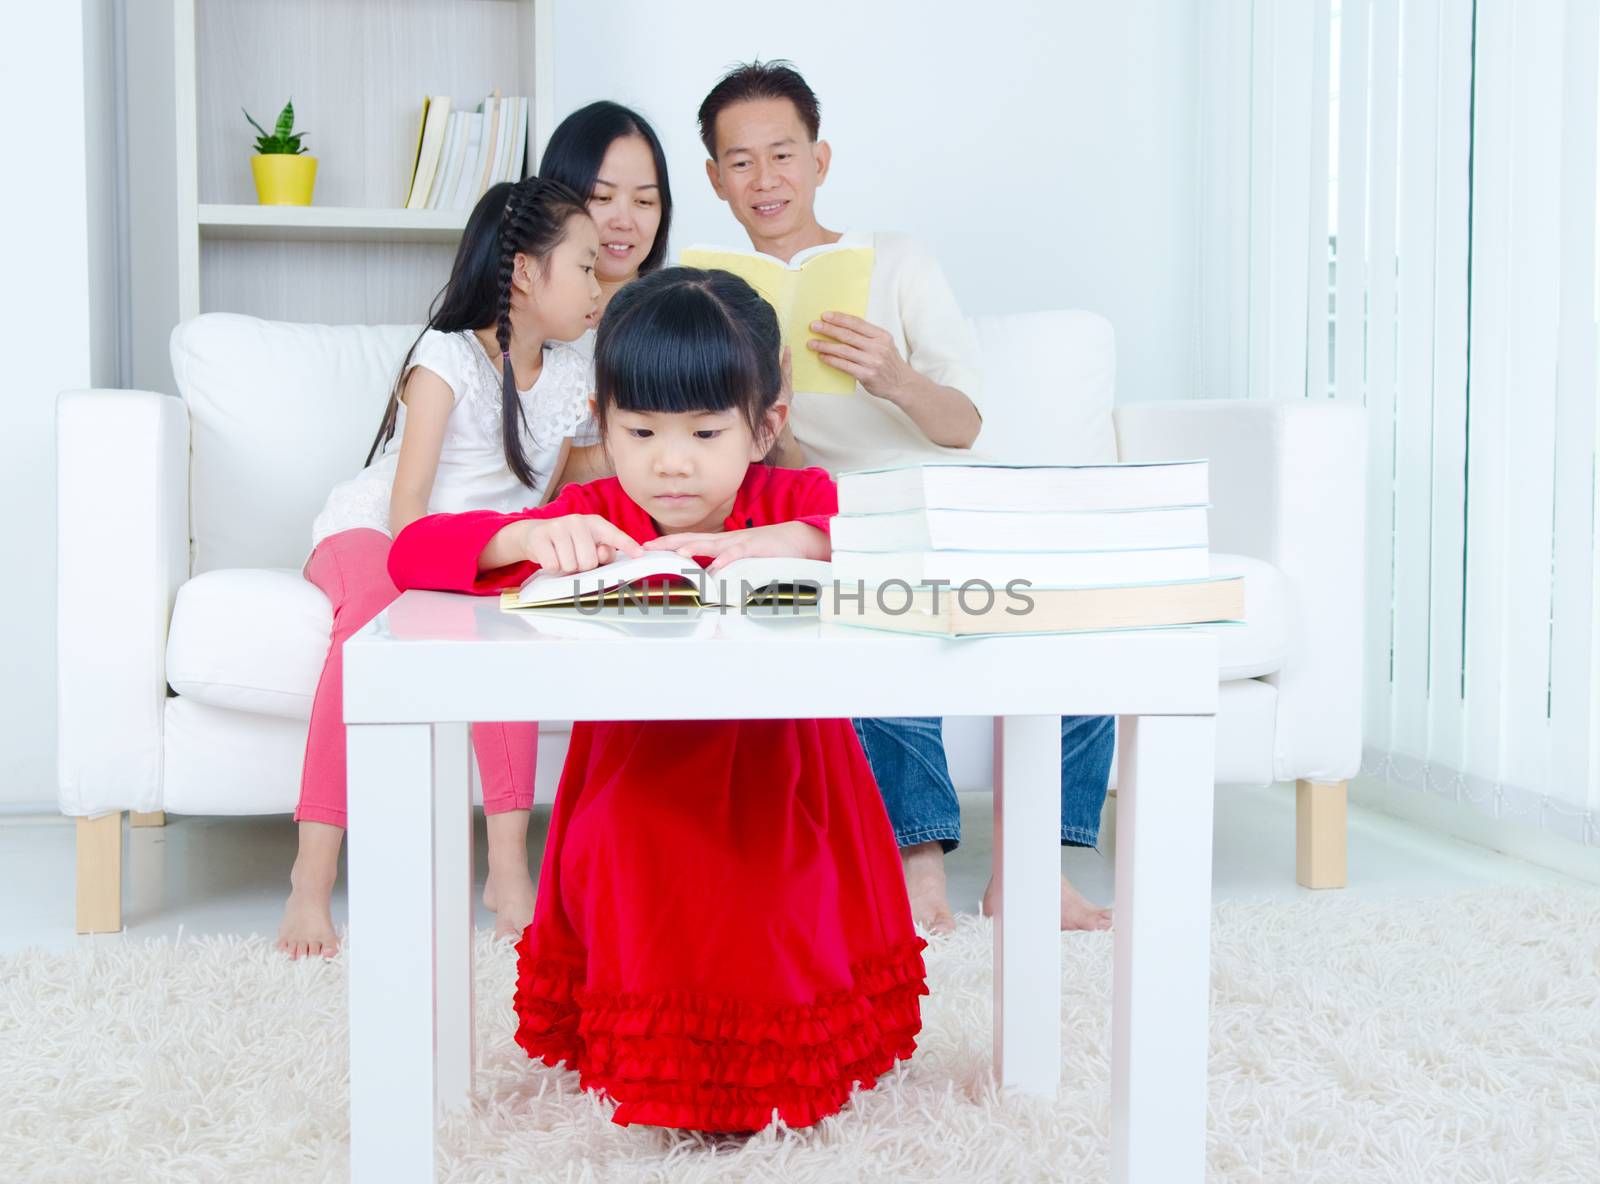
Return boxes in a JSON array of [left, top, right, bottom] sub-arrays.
[[344, 592, 1217, 1183]]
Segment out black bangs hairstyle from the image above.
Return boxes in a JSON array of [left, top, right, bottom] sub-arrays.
[[593, 267, 782, 442], [538, 101, 673, 276], [365, 175, 590, 487], [696, 59, 821, 159]]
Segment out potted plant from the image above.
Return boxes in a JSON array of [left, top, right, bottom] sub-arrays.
[[244, 100, 316, 205]]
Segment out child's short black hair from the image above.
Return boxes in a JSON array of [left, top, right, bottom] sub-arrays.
[[697, 60, 821, 160], [593, 267, 781, 439]]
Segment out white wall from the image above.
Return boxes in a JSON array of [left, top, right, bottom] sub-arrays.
[[552, 0, 1201, 404], [0, 2, 118, 808]]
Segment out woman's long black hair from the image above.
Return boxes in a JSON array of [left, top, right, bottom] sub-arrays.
[[538, 100, 672, 276], [365, 175, 590, 487], [593, 267, 781, 442]]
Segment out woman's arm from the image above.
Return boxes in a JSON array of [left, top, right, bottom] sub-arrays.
[[547, 442, 614, 496], [387, 367, 456, 535]]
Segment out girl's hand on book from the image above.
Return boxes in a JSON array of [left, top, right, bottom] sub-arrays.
[[644, 521, 829, 573], [808, 312, 914, 403], [522, 515, 644, 574]]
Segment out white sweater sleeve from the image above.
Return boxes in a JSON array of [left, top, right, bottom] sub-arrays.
[[887, 234, 984, 410]]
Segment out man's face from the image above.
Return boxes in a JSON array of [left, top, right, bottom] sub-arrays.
[[705, 98, 831, 244]]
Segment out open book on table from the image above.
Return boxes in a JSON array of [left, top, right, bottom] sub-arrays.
[[500, 552, 832, 611], [678, 242, 873, 395]]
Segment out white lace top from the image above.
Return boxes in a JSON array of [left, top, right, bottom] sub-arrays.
[[311, 329, 598, 547]]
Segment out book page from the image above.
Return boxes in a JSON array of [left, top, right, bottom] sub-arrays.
[[679, 245, 873, 396], [711, 557, 831, 607], [678, 248, 795, 322], [516, 552, 699, 607], [788, 248, 874, 396]]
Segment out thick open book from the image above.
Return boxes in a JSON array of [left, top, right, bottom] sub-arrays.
[[837, 460, 1210, 515], [822, 575, 1246, 637], [679, 242, 874, 395], [500, 552, 832, 611]]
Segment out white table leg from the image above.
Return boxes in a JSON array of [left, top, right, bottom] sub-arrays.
[[434, 722, 474, 1111], [1110, 714, 1215, 1184], [992, 714, 1063, 1095], [348, 722, 438, 1184]]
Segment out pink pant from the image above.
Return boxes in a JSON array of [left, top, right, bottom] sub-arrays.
[[296, 528, 536, 827]]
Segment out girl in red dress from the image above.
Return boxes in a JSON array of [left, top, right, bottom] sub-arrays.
[[388, 267, 928, 1131]]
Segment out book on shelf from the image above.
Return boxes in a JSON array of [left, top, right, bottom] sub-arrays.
[[426, 113, 464, 210], [408, 94, 530, 212], [821, 575, 1246, 637], [474, 94, 502, 201], [501, 552, 832, 611], [836, 459, 1210, 515], [678, 242, 874, 395], [446, 112, 484, 210], [404, 96, 452, 209], [491, 97, 516, 191], [830, 504, 1209, 553]]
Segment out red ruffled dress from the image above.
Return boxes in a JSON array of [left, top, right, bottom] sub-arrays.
[[389, 465, 929, 1130]]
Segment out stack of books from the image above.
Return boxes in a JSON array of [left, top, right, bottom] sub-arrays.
[[403, 93, 530, 211], [822, 460, 1245, 636]]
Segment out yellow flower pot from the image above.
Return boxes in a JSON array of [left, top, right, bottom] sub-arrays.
[[251, 154, 318, 205]]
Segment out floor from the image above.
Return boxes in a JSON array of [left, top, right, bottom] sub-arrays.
[[1, 781, 1588, 956]]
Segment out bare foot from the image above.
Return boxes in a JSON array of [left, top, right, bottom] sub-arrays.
[[483, 862, 536, 941], [276, 821, 344, 960], [982, 872, 1113, 932], [901, 841, 957, 935]]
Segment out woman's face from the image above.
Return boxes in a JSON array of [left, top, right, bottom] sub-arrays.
[[587, 135, 662, 286]]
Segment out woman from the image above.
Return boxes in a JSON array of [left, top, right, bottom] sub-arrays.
[[538, 101, 674, 492], [539, 101, 673, 319]]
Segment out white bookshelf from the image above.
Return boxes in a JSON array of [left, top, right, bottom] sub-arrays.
[[127, 0, 554, 393]]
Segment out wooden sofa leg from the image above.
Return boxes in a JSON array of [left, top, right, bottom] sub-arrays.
[[1295, 779, 1348, 889], [130, 811, 166, 827], [76, 812, 124, 933]]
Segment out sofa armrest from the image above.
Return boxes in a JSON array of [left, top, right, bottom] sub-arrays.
[[1113, 399, 1366, 781], [57, 390, 190, 816]]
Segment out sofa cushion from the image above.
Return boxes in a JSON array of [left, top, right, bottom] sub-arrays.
[[1211, 552, 1289, 680], [171, 314, 423, 574], [166, 569, 332, 720]]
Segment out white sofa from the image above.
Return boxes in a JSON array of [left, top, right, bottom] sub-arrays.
[[56, 311, 1365, 932]]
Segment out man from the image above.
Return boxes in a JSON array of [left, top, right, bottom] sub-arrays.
[[698, 61, 1115, 933]]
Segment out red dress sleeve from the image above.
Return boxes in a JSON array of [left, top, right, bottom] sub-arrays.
[[746, 465, 838, 539], [388, 480, 628, 595]]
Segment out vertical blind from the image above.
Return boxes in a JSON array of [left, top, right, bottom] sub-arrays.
[[1234, 0, 1599, 846]]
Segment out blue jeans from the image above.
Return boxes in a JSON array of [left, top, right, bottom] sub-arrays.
[[851, 716, 1114, 852]]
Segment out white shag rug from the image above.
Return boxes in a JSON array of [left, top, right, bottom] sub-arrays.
[[4, 889, 1599, 1184]]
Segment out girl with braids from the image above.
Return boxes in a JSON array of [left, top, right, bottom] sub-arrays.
[[278, 176, 608, 960], [388, 268, 927, 1131]]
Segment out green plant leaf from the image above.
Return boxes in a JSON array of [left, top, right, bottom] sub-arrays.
[[275, 101, 295, 140], [243, 108, 271, 138]]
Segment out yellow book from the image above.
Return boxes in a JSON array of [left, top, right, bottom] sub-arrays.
[[679, 242, 874, 395], [405, 96, 452, 209]]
